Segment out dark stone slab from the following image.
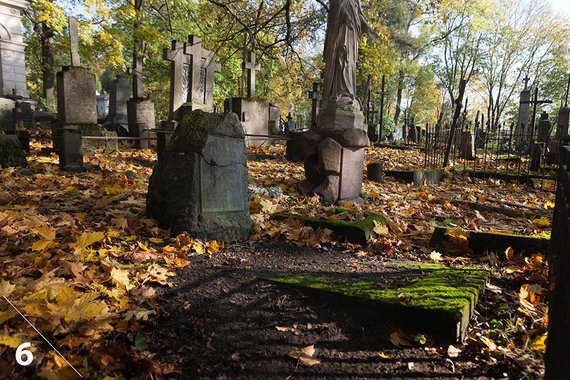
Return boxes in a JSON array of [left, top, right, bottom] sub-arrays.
[[127, 98, 155, 149], [271, 210, 386, 245], [258, 266, 490, 344], [146, 110, 251, 241], [429, 226, 550, 256], [285, 131, 305, 162], [367, 162, 384, 183], [58, 126, 83, 171], [0, 134, 27, 168]]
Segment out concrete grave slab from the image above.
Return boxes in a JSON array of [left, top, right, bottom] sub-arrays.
[[257, 265, 490, 343]]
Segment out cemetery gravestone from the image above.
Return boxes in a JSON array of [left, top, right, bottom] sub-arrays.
[[225, 47, 278, 147], [146, 110, 251, 241], [530, 112, 551, 171], [459, 131, 475, 160], [516, 86, 531, 145], [308, 83, 322, 129], [127, 40, 155, 149], [107, 75, 132, 129]]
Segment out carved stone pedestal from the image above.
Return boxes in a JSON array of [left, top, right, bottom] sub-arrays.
[[298, 127, 369, 204]]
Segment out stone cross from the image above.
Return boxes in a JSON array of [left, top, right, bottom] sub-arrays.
[[127, 41, 148, 99], [68, 17, 80, 66], [307, 82, 322, 128], [183, 35, 221, 107], [242, 49, 260, 98], [163, 40, 192, 119], [523, 75, 531, 90]]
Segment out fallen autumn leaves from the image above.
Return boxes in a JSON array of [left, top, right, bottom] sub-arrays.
[[0, 138, 555, 378]]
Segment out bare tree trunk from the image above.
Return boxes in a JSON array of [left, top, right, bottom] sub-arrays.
[[443, 78, 467, 167], [41, 22, 55, 104]]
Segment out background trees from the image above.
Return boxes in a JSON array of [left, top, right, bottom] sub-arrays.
[[21, 0, 570, 130]]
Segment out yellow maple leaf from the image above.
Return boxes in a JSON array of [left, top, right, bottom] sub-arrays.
[[0, 280, 16, 297], [70, 231, 106, 255], [111, 268, 135, 291], [373, 220, 389, 236], [0, 308, 17, 324], [192, 241, 204, 255], [207, 241, 223, 254], [47, 287, 109, 323], [0, 334, 26, 348], [31, 225, 57, 251], [149, 237, 164, 244]]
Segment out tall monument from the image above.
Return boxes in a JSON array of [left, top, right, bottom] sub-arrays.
[[0, 0, 29, 97], [298, 0, 373, 204]]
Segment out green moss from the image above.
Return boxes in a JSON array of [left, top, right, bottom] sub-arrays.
[[271, 211, 388, 244], [266, 268, 489, 314]]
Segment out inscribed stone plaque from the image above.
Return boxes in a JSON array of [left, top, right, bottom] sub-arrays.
[[200, 135, 246, 212], [339, 147, 364, 199], [182, 63, 190, 102]]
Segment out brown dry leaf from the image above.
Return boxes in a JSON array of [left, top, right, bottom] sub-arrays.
[[31, 225, 57, 251], [390, 330, 413, 347], [288, 345, 321, 366]]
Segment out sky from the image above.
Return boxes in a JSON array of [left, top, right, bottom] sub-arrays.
[[550, 0, 570, 17]]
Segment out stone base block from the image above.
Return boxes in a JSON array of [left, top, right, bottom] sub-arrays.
[[298, 127, 368, 204], [127, 98, 156, 149], [318, 106, 365, 130], [146, 111, 251, 241], [59, 126, 83, 172]]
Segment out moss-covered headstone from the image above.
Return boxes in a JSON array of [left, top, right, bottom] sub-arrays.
[[146, 110, 251, 241]]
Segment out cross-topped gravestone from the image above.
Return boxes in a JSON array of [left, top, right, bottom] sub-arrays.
[[308, 83, 322, 128], [163, 40, 192, 120], [183, 35, 221, 109], [523, 75, 531, 90], [127, 41, 148, 99], [68, 17, 80, 66], [242, 49, 260, 98]]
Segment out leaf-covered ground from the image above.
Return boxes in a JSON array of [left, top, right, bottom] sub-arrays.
[[0, 138, 553, 378]]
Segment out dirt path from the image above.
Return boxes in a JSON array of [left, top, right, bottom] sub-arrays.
[[149, 240, 532, 379]]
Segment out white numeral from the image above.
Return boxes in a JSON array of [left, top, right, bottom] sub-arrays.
[[15, 342, 33, 366]]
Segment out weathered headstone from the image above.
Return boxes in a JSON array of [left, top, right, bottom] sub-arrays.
[[0, 134, 27, 167], [0, 0, 29, 97], [459, 131, 475, 160], [127, 39, 155, 149], [308, 83, 322, 129], [242, 49, 260, 99], [56, 17, 96, 170], [530, 112, 551, 171], [298, 0, 372, 204], [146, 110, 251, 240], [107, 75, 132, 127], [408, 118, 418, 143], [556, 106, 569, 139]]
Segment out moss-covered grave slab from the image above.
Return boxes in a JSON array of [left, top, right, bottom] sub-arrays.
[[384, 169, 443, 186], [429, 226, 550, 256], [271, 209, 387, 244], [257, 266, 490, 343]]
